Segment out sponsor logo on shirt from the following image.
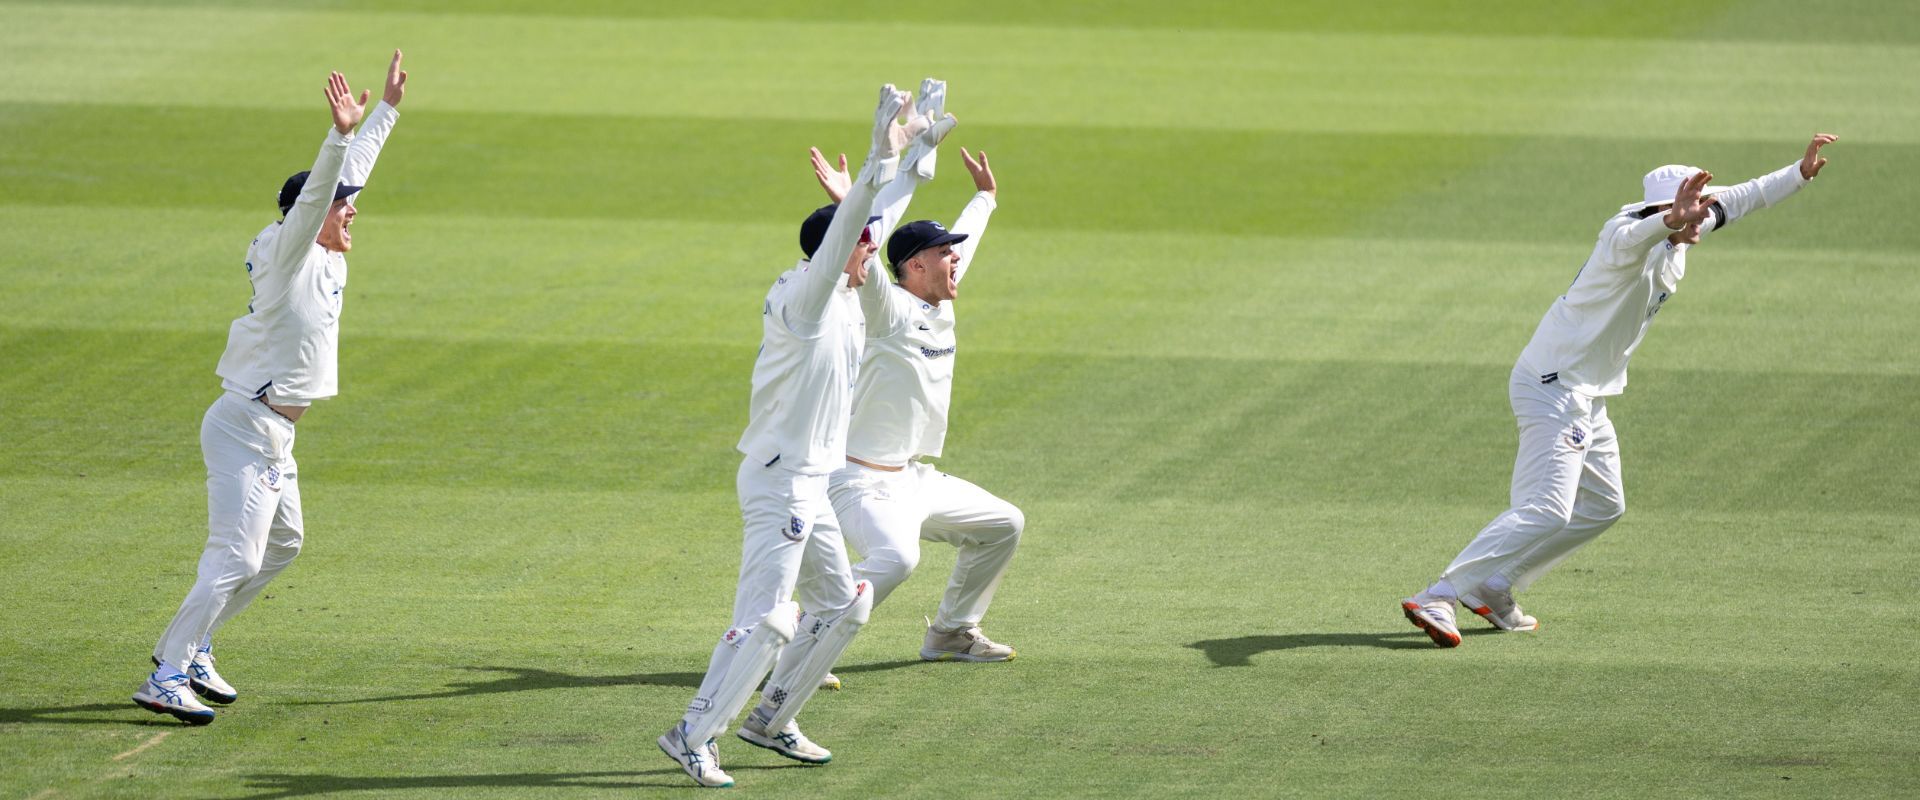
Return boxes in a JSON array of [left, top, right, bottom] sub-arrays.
[[918, 345, 957, 359]]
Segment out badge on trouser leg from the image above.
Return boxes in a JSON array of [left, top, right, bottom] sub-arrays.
[[760, 581, 871, 734]]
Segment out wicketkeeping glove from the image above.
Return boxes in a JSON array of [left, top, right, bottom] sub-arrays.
[[902, 77, 947, 180]]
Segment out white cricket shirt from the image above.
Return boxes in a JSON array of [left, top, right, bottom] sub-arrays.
[[216, 103, 399, 406], [846, 191, 996, 466], [737, 156, 898, 474], [1516, 162, 1809, 397]]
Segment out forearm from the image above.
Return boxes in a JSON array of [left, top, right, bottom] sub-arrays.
[[1612, 211, 1684, 251], [342, 101, 399, 192], [273, 127, 353, 262], [870, 170, 923, 240], [951, 191, 996, 278], [795, 153, 899, 318], [1712, 162, 1809, 226]]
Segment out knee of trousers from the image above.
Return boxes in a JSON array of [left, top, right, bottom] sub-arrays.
[[860, 548, 921, 591], [261, 537, 303, 569], [997, 505, 1026, 541], [1511, 502, 1575, 532]]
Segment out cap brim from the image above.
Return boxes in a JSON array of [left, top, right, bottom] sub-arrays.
[[334, 184, 364, 202]]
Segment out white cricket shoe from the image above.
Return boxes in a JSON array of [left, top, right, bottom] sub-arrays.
[[920, 625, 1016, 662], [188, 645, 238, 704], [819, 672, 841, 691], [1460, 588, 1540, 632], [737, 709, 832, 764], [657, 722, 733, 788], [1401, 594, 1462, 648], [132, 668, 216, 725]]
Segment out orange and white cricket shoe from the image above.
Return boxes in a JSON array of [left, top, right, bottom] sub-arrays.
[[1401, 595, 1462, 648]]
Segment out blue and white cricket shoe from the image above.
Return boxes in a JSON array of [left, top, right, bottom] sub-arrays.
[[132, 668, 216, 725], [657, 721, 734, 788], [737, 709, 832, 764], [186, 645, 238, 704]]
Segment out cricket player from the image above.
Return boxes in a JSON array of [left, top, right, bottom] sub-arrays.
[[132, 53, 408, 724], [657, 84, 955, 789], [1401, 134, 1839, 648], [808, 132, 1024, 666]]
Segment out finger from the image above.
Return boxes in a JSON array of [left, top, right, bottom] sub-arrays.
[[978, 151, 989, 168], [397, 70, 407, 87], [392, 49, 404, 70], [959, 148, 978, 170], [809, 146, 825, 165], [837, 153, 848, 172], [358, 89, 370, 106]]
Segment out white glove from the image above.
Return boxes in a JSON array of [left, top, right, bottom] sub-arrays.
[[871, 84, 912, 159], [902, 78, 947, 180]]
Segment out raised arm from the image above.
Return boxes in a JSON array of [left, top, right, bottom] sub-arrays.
[[788, 85, 914, 324], [1704, 133, 1835, 233], [342, 50, 407, 199], [268, 72, 361, 266], [949, 148, 997, 285]]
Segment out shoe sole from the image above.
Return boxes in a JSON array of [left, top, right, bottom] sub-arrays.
[[191, 680, 238, 705], [735, 729, 831, 765], [656, 736, 734, 788], [1400, 601, 1462, 648], [919, 648, 1015, 663], [132, 695, 215, 725]]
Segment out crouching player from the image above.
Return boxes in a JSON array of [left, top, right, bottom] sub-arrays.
[[1400, 134, 1839, 647]]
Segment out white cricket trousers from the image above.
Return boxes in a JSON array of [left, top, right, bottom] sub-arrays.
[[1440, 366, 1626, 596], [828, 461, 1024, 631], [683, 457, 859, 721], [153, 392, 303, 672]]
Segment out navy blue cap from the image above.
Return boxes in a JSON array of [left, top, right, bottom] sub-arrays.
[[886, 220, 968, 268], [278, 171, 363, 216], [799, 203, 837, 259]]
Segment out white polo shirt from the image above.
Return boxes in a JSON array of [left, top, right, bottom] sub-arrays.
[[737, 156, 899, 474], [846, 191, 995, 466], [216, 103, 400, 406], [1516, 162, 1809, 397]]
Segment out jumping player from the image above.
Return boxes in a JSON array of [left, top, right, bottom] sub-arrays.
[[656, 85, 954, 789], [1400, 134, 1839, 647], [134, 52, 408, 723]]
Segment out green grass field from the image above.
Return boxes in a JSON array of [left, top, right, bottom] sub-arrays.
[[3, 1, 1918, 797]]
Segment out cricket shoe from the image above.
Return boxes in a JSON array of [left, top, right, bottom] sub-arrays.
[[155, 646, 238, 704], [1460, 588, 1539, 632], [920, 625, 1016, 662], [1401, 595, 1462, 648], [132, 668, 216, 725], [819, 672, 841, 691], [736, 709, 832, 764], [657, 721, 733, 788]]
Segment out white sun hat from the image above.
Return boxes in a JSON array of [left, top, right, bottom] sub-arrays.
[[1620, 164, 1730, 213]]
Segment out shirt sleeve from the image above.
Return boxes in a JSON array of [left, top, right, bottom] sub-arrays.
[[869, 169, 923, 244], [341, 101, 400, 203], [267, 127, 353, 268], [1606, 210, 1684, 254], [949, 191, 996, 285], [789, 153, 899, 327], [1704, 162, 1809, 231]]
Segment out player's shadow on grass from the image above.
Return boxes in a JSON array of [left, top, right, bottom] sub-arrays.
[[233, 767, 796, 799], [298, 659, 927, 705], [0, 702, 172, 727], [1188, 630, 1500, 666]]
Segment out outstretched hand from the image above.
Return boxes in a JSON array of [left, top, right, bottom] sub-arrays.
[[810, 147, 850, 203], [383, 49, 408, 107], [1662, 169, 1714, 230], [1801, 133, 1838, 179], [959, 149, 995, 196], [325, 71, 368, 134]]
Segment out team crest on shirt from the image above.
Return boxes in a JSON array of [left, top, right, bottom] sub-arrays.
[[260, 464, 283, 492], [784, 515, 808, 542], [1564, 426, 1588, 451]]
